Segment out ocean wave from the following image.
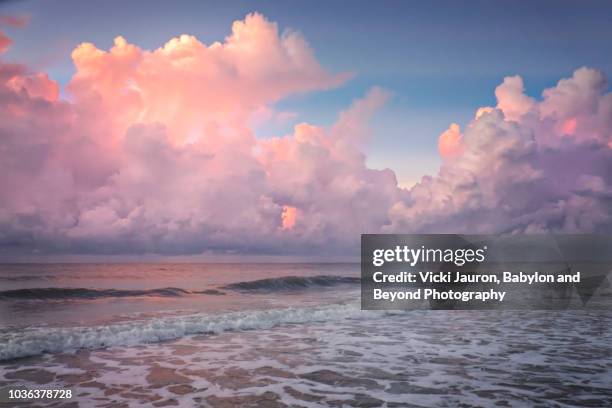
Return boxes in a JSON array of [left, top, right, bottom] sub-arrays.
[[222, 275, 360, 292], [0, 275, 358, 300], [0, 275, 57, 282], [0, 302, 377, 360], [0, 287, 195, 300]]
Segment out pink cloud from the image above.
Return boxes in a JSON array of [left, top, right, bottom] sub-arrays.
[[388, 68, 612, 234], [0, 15, 28, 54], [438, 123, 464, 158], [495, 75, 535, 121], [8, 73, 59, 101], [0, 13, 611, 258], [0, 34, 10, 54], [68, 13, 350, 148], [281, 206, 298, 230]]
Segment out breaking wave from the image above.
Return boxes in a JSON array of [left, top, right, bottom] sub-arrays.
[[0, 302, 382, 360], [222, 275, 360, 292], [0, 287, 196, 300], [0, 275, 359, 300]]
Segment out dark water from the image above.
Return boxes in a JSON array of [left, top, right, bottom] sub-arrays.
[[0, 264, 610, 407]]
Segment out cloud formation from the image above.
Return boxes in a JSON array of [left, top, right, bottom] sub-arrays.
[[0, 13, 611, 257], [391, 67, 612, 234]]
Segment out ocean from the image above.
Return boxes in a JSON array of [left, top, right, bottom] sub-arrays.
[[0, 263, 610, 407]]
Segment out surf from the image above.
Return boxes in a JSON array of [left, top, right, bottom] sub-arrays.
[[221, 275, 360, 292], [0, 302, 378, 361]]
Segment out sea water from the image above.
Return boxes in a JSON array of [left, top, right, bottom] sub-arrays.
[[0, 263, 610, 407]]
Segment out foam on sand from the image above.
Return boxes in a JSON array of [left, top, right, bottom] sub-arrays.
[[0, 302, 379, 361]]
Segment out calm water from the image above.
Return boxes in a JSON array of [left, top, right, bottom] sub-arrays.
[[0, 263, 610, 407]]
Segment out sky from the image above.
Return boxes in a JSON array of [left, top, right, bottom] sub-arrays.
[[3, 0, 612, 186], [0, 0, 611, 259]]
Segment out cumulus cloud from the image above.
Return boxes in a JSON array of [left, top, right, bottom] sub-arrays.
[[438, 123, 464, 158], [388, 68, 612, 234], [68, 13, 349, 148], [0, 13, 611, 258], [494, 75, 535, 121]]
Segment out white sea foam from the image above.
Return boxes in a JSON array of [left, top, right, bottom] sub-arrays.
[[0, 302, 379, 360]]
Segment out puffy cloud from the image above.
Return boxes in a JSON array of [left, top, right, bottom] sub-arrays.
[[537, 67, 612, 146], [281, 206, 298, 230], [388, 68, 612, 234], [0, 13, 611, 258], [7, 73, 59, 101], [495, 75, 535, 121], [257, 88, 398, 250], [68, 13, 350, 147], [438, 123, 464, 158], [0, 13, 387, 256], [475, 106, 494, 120]]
